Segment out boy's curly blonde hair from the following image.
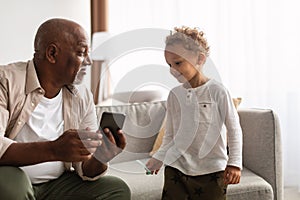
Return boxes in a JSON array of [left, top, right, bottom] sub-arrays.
[[165, 26, 210, 57]]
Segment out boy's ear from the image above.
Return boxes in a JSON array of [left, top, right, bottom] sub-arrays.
[[46, 43, 58, 64], [197, 53, 206, 65]]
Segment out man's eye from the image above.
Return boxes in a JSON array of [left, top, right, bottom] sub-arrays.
[[175, 61, 181, 65], [78, 51, 86, 56], [78, 48, 89, 56]]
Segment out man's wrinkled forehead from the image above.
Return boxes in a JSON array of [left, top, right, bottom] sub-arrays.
[[64, 27, 90, 47]]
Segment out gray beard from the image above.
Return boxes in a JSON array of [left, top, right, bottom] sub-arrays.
[[73, 71, 85, 85], [73, 76, 83, 85]]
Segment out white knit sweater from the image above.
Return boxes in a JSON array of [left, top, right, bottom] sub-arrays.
[[153, 79, 243, 176]]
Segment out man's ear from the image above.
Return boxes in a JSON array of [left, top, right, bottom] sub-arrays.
[[46, 44, 58, 64], [197, 53, 206, 65]]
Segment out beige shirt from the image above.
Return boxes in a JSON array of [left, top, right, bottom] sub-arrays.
[[0, 60, 100, 180]]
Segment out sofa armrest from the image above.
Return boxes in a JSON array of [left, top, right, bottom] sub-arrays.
[[238, 108, 283, 200]]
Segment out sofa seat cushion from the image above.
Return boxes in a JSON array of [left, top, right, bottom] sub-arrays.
[[227, 168, 273, 200], [107, 158, 163, 200], [107, 159, 273, 200]]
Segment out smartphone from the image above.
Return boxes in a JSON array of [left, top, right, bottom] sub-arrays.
[[99, 112, 126, 145]]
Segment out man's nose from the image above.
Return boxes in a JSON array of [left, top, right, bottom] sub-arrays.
[[83, 54, 92, 66]]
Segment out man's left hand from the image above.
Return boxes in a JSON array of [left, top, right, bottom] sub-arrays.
[[93, 128, 126, 163]]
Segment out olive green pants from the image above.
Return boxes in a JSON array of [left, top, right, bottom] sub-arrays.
[[0, 166, 130, 200], [162, 166, 227, 200]]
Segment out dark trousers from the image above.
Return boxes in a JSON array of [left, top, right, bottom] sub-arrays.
[[162, 166, 227, 200], [0, 166, 130, 200]]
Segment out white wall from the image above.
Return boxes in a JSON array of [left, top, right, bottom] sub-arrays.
[[0, 0, 91, 87]]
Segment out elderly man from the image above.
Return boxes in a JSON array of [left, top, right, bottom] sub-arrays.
[[0, 18, 130, 200]]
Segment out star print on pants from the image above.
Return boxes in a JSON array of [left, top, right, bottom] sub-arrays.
[[171, 175, 180, 184], [194, 187, 204, 196]]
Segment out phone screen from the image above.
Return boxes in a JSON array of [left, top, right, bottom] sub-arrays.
[[99, 112, 126, 145]]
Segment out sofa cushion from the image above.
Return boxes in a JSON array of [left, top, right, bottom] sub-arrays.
[[96, 101, 166, 163], [107, 158, 273, 200], [107, 158, 163, 200]]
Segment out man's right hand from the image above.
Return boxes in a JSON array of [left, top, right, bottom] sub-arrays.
[[0, 129, 102, 166], [51, 129, 102, 162]]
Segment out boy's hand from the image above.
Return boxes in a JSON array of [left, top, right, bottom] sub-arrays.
[[224, 165, 241, 184], [146, 158, 163, 175]]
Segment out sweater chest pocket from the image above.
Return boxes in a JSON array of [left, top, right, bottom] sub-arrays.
[[195, 102, 213, 123]]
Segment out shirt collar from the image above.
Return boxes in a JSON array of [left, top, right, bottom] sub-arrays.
[[25, 60, 43, 95], [65, 84, 80, 96], [25, 60, 79, 97]]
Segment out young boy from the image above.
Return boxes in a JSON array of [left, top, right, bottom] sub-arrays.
[[146, 26, 242, 200]]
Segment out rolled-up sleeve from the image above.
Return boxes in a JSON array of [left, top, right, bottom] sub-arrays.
[[74, 161, 108, 181], [72, 86, 104, 180], [0, 137, 15, 158], [0, 75, 14, 158], [0, 105, 15, 158]]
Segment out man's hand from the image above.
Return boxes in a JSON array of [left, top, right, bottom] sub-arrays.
[[81, 128, 127, 178], [51, 129, 102, 162], [224, 165, 241, 184], [93, 128, 127, 163], [146, 157, 163, 175], [0, 128, 103, 167]]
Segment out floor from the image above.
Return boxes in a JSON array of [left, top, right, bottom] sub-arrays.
[[284, 187, 300, 200]]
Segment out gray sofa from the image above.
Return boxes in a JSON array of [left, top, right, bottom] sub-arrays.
[[96, 101, 283, 200]]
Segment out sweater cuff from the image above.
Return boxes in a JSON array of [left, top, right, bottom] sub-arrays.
[[227, 158, 243, 170]]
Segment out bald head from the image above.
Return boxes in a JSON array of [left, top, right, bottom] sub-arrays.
[[34, 18, 87, 60]]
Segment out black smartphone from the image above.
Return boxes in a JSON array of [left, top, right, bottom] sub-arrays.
[[99, 112, 126, 145]]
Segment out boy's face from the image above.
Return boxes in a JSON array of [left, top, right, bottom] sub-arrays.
[[164, 43, 199, 83]]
